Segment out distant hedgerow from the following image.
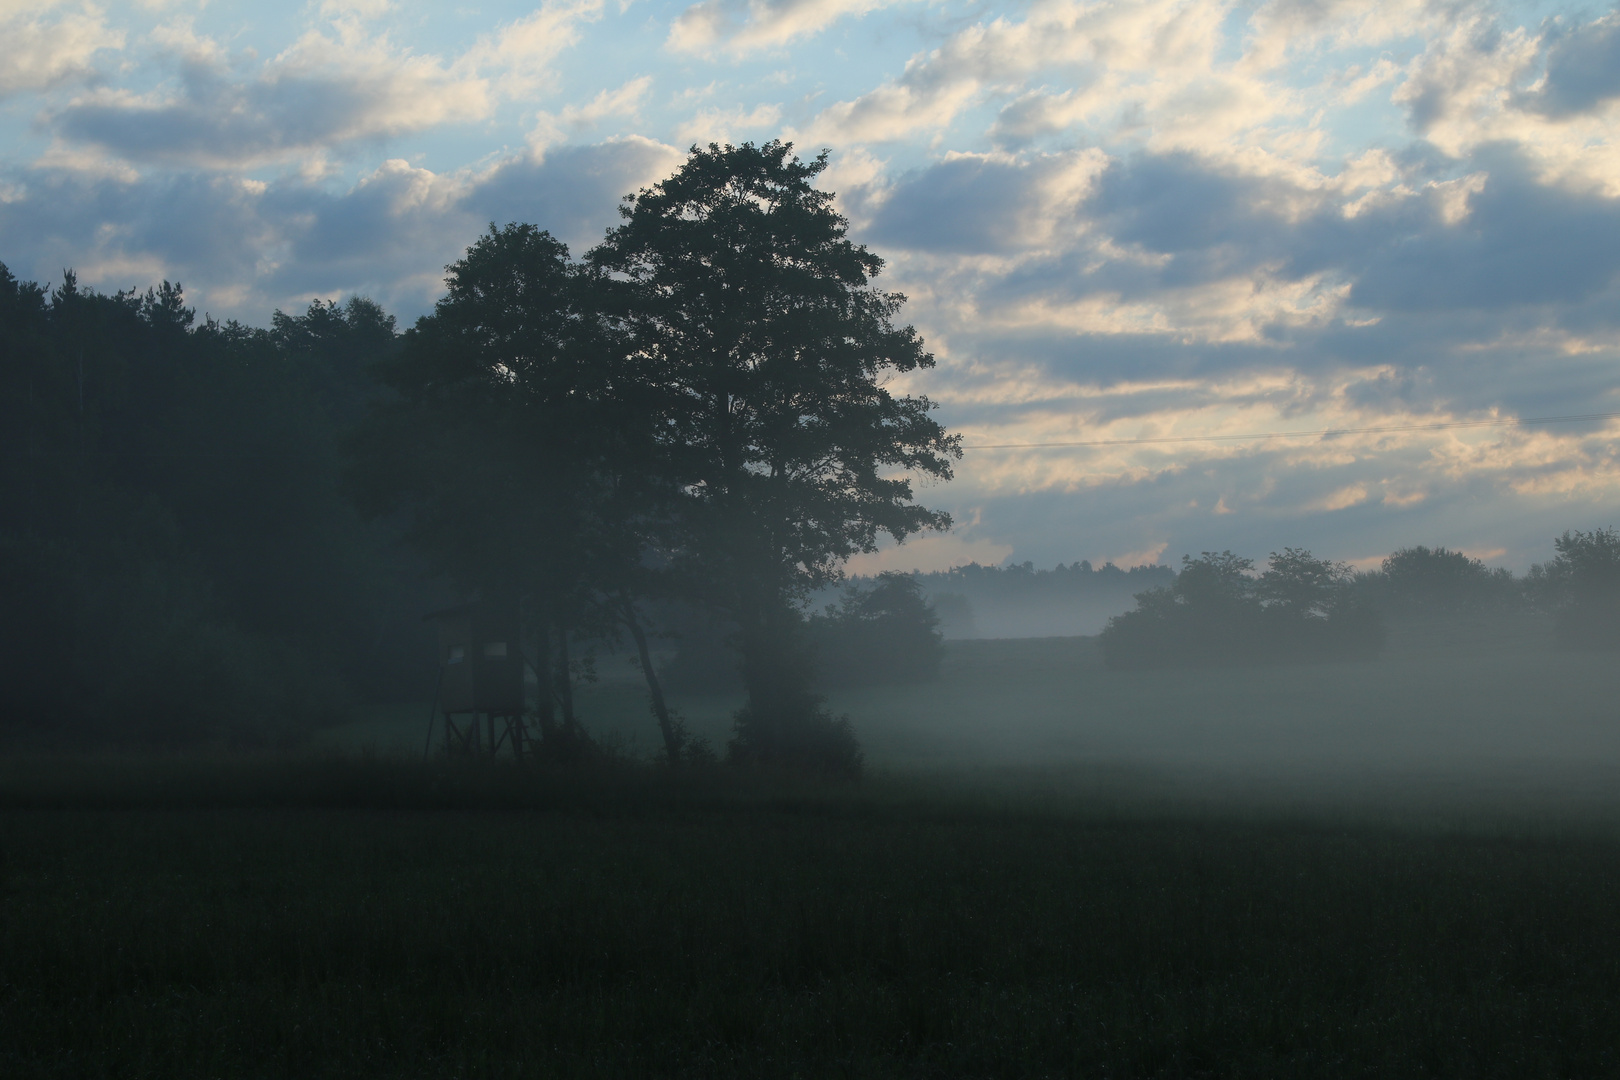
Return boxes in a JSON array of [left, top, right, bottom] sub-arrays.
[[1100, 549, 1384, 670]]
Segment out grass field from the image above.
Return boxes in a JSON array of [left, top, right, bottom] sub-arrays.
[[8, 619, 1620, 1077]]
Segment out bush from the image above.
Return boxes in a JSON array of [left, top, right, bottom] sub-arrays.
[[725, 610, 862, 779], [727, 703, 863, 779]]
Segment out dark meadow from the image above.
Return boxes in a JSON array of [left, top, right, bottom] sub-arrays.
[[4, 143, 1620, 1077]]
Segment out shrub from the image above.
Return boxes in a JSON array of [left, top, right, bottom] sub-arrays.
[[726, 610, 862, 778], [727, 702, 863, 778]]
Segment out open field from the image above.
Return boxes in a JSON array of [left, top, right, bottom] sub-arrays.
[[10, 622, 1620, 1076], [3, 757, 1620, 1077]]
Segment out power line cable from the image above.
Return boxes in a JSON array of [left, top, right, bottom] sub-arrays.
[[963, 410, 1620, 451]]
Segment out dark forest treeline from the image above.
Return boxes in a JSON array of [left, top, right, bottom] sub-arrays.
[[0, 266, 443, 746]]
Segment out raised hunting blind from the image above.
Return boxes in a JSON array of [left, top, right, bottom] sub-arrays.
[[424, 599, 528, 757]]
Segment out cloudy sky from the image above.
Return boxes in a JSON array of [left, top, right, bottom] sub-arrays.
[[4, 0, 1620, 573]]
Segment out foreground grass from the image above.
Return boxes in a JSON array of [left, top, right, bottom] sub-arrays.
[[2, 757, 1619, 1078]]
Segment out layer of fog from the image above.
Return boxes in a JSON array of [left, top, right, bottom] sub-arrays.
[[519, 611, 1620, 823], [809, 561, 1174, 638]]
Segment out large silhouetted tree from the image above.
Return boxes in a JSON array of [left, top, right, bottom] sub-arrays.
[[589, 141, 959, 773]]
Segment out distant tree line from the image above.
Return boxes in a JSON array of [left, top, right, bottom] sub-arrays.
[[1101, 549, 1383, 669], [1100, 533, 1620, 669], [1525, 529, 1620, 648]]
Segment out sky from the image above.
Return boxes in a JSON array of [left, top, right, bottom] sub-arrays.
[[4, 0, 1620, 575]]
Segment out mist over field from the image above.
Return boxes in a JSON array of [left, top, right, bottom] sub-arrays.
[[450, 618, 1620, 817], [813, 560, 1175, 638]]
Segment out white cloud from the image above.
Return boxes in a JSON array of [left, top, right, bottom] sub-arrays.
[[320, 0, 395, 17], [1241, 0, 1438, 72], [863, 149, 1107, 254], [1526, 12, 1620, 117], [44, 0, 607, 170], [530, 76, 654, 149], [1106, 541, 1169, 566], [1309, 482, 1370, 512], [674, 102, 784, 146], [0, 135, 685, 319], [668, 0, 913, 57], [1387, 8, 1620, 195], [792, 0, 1297, 160], [50, 26, 490, 168], [463, 0, 605, 99], [0, 1, 124, 99]]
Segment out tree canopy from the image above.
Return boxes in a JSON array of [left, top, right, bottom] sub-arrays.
[[591, 143, 957, 586], [1353, 546, 1518, 615]]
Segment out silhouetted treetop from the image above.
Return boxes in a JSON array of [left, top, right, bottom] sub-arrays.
[[1259, 548, 1351, 618]]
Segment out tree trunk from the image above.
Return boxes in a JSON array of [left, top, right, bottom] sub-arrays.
[[622, 595, 681, 762], [555, 616, 578, 731], [528, 619, 557, 743]]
